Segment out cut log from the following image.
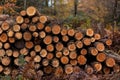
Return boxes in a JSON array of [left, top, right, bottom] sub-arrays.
[[69, 51, 77, 59], [26, 6, 37, 16], [62, 35, 69, 42], [77, 55, 87, 65], [0, 27, 3, 34], [60, 56, 69, 64], [94, 42, 105, 52], [43, 35, 52, 45], [32, 16, 39, 23], [105, 39, 112, 46], [20, 10, 27, 16], [91, 37, 96, 42], [30, 50, 36, 57], [105, 57, 116, 67], [0, 49, 5, 57], [44, 26, 51, 33], [23, 32, 32, 41], [92, 62, 102, 72], [113, 64, 120, 73], [8, 37, 15, 43], [37, 22, 44, 30], [21, 23, 28, 30], [0, 65, 3, 73], [20, 47, 28, 55], [56, 51, 62, 58], [86, 28, 94, 37], [34, 45, 41, 52], [96, 53, 106, 62], [13, 24, 21, 32], [6, 49, 13, 56], [52, 58, 59, 67], [34, 55, 41, 62], [3, 67, 11, 75], [68, 42, 76, 51], [14, 40, 25, 49], [42, 59, 49, 66], [13, 51, 19, 58], [39, 31, 46, 38], [7, 30, 14, 37], [29, 25, 37, 32], [70, 60, 77, 66], [40, 49, 47, 58], [103, 67, 110, 74], [15, 32, 22, 39], [4, 42, 10, 49], [1, 22, 10, 31], [25, 41, 34, 49], [73, 66, 81, 74], [39, 15, 48, 24], [32, 32, 39, 37], [43, 66, 53, 74], [0, 42, 2, 48], [0, 33, 8, 43], [85, 65, 93, 74], [47, 53, 54, 60], [65, 64, 73, 74], [16, 16, 24, 24], [25, 56, 31, 62], [61, 28, 67, 36], [34, 63, 40, 70], [14, 58, 20, 66], [46, 44, 54, 52], [37, 70, 44, 77], [1, 56, 11, 66], [75, 32, 83, 40], [80, 48, 87, 55], [94, 33, 101, 40], [52, 25, 61, 35], [63, 48, 69, 56], [82, 38, 91, 46], [75, 41, 83, 49], [53, 36, 59, 43], [89, 47, 98, 56], [68, 29, 75, 37], [55, 42, 64, 51], [24, 18, 30, 24], [54, 66, 63, 77]]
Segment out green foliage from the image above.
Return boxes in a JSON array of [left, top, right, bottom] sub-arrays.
[[0, 75, 11, 80], [18, 55, 26, 66]]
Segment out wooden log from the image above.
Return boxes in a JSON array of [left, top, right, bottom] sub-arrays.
[[6, 49, 13, 56], [0, 33, 8, 43], [77, 55, 87, 65], [39, 31, 46, 38], [62, 35, 69, 42], [4, 42, 10, 49], [68, 29, 75, 37], [113, 64, 120, 73], [32, 16, 39, 23], [37, 22, 44, 30], [53, 36, 59, 43], [85, 65, 93, 74], [91, 37, 96, 42], [14, 58, 20, 66], [75, 41, 83, 49], [0, 27, 3, 34], [80, 48, 87, 55], [70, 60, 77, 66], [69, 51, 77, 59], [46, 44, 54, 52], [63, 48, 69, 56], [52, 25, 61, 35], [75, 32, 83, 40], [65, 64, 73, 74], [25, 56, 31, 62], [25, 41, 34, 49], [13, 24, 21, 32], [1, 56, 11, 66], [82, 38, 91, 46], [0, 49, 5, 57], [1, 22, 10, 31], [56, 51, 62, 58], [105, 57, 116, 67], [44, 26, 51, 33], [103, 67, 110, 74], [68, 42, 76, 51], [96, 53, 106, 62], [7, 30, 14, 37], [92, 62, 102, 72], [32, 32, 39, 37], [29, 25, 37, 32], [61, 28, 67, 36], [52, 58, 59, 67], [89, 47, 98, 56], [86, 28, 94, 37], [34, 55, 41, 63], [14, 39, 25, 49], [39, 15, 48, 24], [30, 50, 36, 57], [54, 66, 63, 77], [3, 67, 11, 75], [16, 16, 24, 24], [55, 42, 64, 51], [24, 18, 30, 24], [0, 65, 3, 73], [20, 47, 28, 55], [34, 45, 41, 52], [43, 66, 53, 74], [34, 63, 40, 70], [15, 32, 22, 39], [23, 32, 32, 41], [47, 53, 54, 60], [8, 37, 15, 43], [20, 10, 27, 16], [105, 39, 112, 46], [94, 42, 105, 52], [94, 33, 101, 40], [73, 66, 81, 74], [43, 35, 52, 45], [37, 70, 44, 77], [21, 23, 28, 30], [26, 6, 37, 16], [60, 56, 69, 64], [13, 51, 20, 58], [40, 49, 47, 58], [42, 59, 49, 66]]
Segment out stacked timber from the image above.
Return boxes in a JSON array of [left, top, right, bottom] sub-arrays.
[[0, 6, 119, 77]]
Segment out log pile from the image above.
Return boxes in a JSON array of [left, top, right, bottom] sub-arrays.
[[0, 6, 120, 77]]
